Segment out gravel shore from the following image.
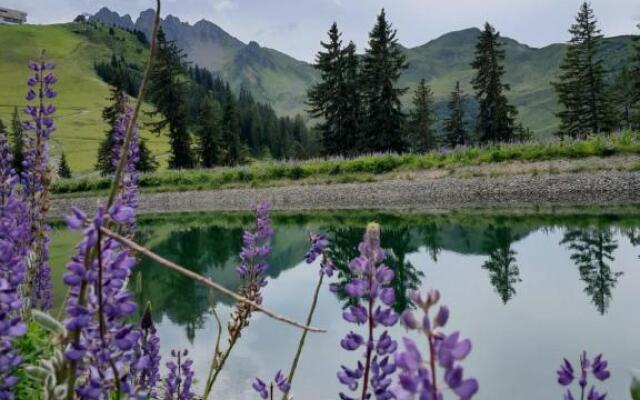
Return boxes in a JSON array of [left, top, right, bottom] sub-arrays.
[[49, 171, 640, 219]]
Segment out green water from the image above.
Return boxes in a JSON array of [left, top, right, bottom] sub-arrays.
[[49, 211, 640, 399]]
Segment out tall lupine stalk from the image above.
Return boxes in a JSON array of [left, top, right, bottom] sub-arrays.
[[0, 135, 30, 398], [164, 349, 194, 400], [338, 223, 398, 400], [283, 233, 334, 398], [557, 351, 610, 400], [393, 289, 478, 400], [204, 201, 274, 398], [22, 54, 57, 311]]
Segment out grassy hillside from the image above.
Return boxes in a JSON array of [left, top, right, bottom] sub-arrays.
[[0, 22, 169, 174]]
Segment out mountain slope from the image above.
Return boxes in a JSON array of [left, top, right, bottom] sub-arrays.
[[0, 22, 169, 174], [92, 8, 637, 136]]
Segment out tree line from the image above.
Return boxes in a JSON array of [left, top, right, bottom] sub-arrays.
[[307, 10, 529, 157], [96, 27, 317, 172], [309, 3, 640, 157]]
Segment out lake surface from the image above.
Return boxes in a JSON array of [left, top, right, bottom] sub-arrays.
[[49, 211, 640, 399]]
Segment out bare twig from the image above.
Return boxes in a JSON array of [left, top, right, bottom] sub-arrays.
[[99, 226, 326, 333], [107, 0, 161, 208]]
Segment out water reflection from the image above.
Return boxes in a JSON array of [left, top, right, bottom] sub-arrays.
[[481, 225, 522, 304], [560, 228, 622, 314], [48, 211, 640, 399]]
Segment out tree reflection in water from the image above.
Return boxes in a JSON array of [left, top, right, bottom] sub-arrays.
[[481, 225, 522, 304], [560, 228, 621, 314]]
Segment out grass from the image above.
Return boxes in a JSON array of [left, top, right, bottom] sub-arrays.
[[0, 22, 169, 174], [51, 133, 640, 196]]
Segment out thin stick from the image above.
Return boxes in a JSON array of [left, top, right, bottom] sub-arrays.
[[107, 0, 161, 208], [284, 272, 324, 399], [99, 226, 326, 333]]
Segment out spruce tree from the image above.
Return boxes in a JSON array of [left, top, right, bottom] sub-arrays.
[[553, 2, 613, 137], [471, 22, 518, 143], [10, 107, 24, 174], [137, 138, 158, 173], [307, 23, 359, 156], [58, 152, 72, 179], [195, 97, 223, 168], [361, 9, 409, 153], [147, 28, 194, 169], [407, 79, 436, 153], [340, 41, 363, 156], [96, 85, 127, 176], [627, 24, 640, 127], [444, 81, 468, 148]]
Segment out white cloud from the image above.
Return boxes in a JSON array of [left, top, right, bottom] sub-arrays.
[[213, 0, 236, 12]]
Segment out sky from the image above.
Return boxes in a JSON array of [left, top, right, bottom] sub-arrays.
[[4, 0, 640, 62]]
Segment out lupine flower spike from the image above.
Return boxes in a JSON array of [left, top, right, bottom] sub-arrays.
[[22, 54, 57, 310], [0, 135, 30, 398], [338, 223, 398, 400], [164, 349, 194, 400], [392, 289, 479, 400], [557, 351, 610, 400], [252, 370, 291, 399]]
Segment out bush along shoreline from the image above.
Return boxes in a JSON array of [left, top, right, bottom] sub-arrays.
[[2, 2, 640, 399]]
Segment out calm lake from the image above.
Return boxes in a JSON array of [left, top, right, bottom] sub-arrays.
[[49, 210, 640, 399]]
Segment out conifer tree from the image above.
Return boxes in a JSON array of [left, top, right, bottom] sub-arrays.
[[361, 9, 409, 153], [553, 2, 613, 137], [195, 96, 223, 168], [471, 23, 518, 143], [58, 152, 72, 179], [340, 41, 363, 156], [407, 79, 436, 152], [137, 138, 158, 173], [627, 24, 640, 126], [96, 85, 127, 175], [307, 23, 361, 156], [0, 118, 5, 135], [221, 94, 245, 166], [147, 28, 194, 169], [444, 81, 468, 148], [10, 106, 24, 174]]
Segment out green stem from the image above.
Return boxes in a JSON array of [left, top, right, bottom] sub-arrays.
[[283, 273, 324, 399], [202, 292, 223, 399]]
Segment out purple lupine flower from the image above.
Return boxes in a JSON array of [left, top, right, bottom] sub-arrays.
[[305, 233, 335, 277], [134, 303, 162, 396], [337, 223, 398, 400], [60, 103, 149, 397], [164, 349, 194, 400], [392, 289, 478, 400], [0, 135, 30, 399], [21, 55, 57, 310], [252, 370, 291, 399], [109, 99, 140, 233], [557, 352, 610, 400], [228, 201, 274, 340]]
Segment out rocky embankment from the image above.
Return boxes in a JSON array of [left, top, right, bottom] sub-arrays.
[[49, 171, 640, 219]]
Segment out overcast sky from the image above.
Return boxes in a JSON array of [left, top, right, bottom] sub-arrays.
[[4, 0, 640, 61]]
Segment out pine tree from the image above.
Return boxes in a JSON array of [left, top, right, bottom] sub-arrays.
[[307, 22, 348, 155], [58, 152, 72, 179], [137, 138, 158, 173], [361, 9, 409, 153], [553, 2, 613, 137], [608, 66, 637, 130], [195, 97, 223, 168], [444, 81, 468, 148], [471, 23, 518, 143], [147, 28, 194, 169], [341, 41, 363, 156], [96, 85, 127, 176], [407, 79, 436, 153], [10, 107, 24, 174], [221, 94, 245, 166]]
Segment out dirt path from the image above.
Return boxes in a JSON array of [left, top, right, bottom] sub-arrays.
[[49, 170, 640, 219]]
